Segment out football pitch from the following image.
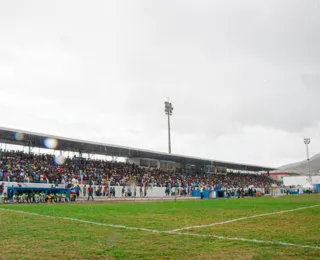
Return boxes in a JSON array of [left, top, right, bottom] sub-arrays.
[[0, 195, 319, 260]]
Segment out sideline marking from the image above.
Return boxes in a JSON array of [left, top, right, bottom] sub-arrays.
[[169, 205, 320, 232], [0, 208, 159, 233], [0, 207, 320, 250]]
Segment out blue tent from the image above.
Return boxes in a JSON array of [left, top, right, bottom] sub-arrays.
[[313, 184, 320, 193]]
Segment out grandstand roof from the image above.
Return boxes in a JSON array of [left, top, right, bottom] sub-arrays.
[[0, 126, 276, 172]]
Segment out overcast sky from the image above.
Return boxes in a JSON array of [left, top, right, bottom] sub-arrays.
[[1, 0, 320, 167]]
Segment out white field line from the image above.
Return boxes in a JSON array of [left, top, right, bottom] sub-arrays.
[[0, 207, 320, 250], [0, 208, 160, 233], [171, 232, 320, 250], [169, 205, 320, 232]]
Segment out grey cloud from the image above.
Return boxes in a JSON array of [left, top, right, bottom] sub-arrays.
[[1, 0, 320, 166]]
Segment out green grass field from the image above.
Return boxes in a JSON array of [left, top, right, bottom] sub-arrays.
[[0, 195, 319, 260]]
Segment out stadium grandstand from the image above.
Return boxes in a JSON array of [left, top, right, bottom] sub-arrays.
[[0, 126, 279, 201]]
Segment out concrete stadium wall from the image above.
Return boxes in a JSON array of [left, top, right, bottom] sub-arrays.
[[96, 186, 166, 198], [109, 186, 166, 198]]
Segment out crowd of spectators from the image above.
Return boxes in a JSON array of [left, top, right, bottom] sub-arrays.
[[0, 150, 278, 189]]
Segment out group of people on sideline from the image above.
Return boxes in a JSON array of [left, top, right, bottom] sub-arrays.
[[0, 190, 69, 203]]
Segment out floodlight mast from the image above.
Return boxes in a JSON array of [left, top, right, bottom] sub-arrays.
[[164, 101, 173, 154], [304, 138, 312, 184]]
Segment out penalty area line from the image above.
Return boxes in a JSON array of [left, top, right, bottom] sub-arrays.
[[1, 207, 320, 250]]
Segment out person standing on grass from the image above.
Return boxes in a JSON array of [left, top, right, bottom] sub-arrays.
[[0, 192, 4, 203], [35, 192, 40, 203], [165, 186, 169, 196], [103, 185, 107, 196], [75, 185, 81, 198], [108, 186, 112, 198], [51, 193, 56, 203], [88, 185, 94, 201], [0, 182, 4, 196], [226, 190, 231, 199], [61, 192, 67, 203], [83, 184, 87, 197], [200, 186, 204, 200]]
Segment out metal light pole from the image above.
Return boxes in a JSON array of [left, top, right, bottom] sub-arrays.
[[164, 101, 173, 154], [304, 138, 312, 183]]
